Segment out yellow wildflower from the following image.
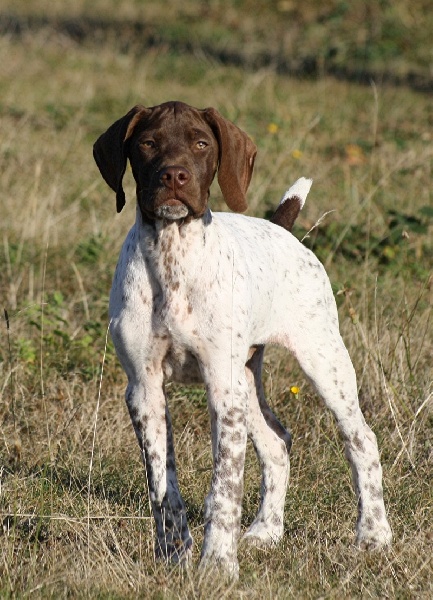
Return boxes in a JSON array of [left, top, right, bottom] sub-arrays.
[[345, 144, 366, 166], [267, 122, 279, 134], [291, 149, 303, 160]]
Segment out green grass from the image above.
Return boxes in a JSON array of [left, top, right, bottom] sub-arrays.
[[0, 1, 432, 597]]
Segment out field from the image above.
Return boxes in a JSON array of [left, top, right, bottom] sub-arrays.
[[0, 1, 432, 597]]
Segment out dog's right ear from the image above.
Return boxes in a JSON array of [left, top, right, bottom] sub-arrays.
[[93, 105, 150, 213]]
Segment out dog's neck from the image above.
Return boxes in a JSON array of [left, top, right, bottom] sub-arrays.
[[135, 206, 214, 292]]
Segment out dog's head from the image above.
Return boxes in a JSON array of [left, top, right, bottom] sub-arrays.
[[93, 101, 257, 221]]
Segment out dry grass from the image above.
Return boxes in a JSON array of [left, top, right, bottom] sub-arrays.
[[0, 1, 432, 597]]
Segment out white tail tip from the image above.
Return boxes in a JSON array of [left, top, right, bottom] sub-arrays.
[[279, 177, 313, 210]]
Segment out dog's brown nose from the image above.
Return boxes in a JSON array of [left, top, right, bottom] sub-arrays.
[[159, 166, 191, 189]]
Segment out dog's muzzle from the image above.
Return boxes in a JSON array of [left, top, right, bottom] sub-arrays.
[[154, 200, 189, 221]]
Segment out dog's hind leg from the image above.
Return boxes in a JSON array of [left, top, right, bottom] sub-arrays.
[[243, 346, 291, 546], [287, 309, 392, 549]]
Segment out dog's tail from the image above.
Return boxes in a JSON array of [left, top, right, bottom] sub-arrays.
[[270, 177, 312, 232]]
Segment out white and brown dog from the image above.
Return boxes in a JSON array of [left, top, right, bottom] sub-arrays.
[[93, 101, 392, 577]]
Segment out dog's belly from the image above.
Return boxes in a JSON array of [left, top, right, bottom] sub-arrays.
[[162, 344, 203, 384]]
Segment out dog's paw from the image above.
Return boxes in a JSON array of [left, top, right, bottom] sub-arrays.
[[199, 553, 239, 581], [356, 521, 392, 550], [242, 519, 283, 548], [155, 535, 193, 565]]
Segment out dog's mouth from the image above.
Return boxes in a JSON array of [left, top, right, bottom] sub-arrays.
[[154, 198, 190, 221]]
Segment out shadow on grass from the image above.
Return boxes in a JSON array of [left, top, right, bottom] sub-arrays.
[[1, 12, 433, 94]]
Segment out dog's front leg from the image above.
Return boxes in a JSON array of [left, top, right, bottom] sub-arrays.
[[199, 362, 249, 578], [125, 375, 193, 564]]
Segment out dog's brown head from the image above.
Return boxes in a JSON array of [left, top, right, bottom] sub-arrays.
[[93, 101, 257, 220]]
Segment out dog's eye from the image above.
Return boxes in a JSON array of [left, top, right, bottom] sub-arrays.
[[142, 140, 156, 149], [196, 141, 208, 149]]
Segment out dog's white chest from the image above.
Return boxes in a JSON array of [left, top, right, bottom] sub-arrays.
[[110, 220, 210, 384]]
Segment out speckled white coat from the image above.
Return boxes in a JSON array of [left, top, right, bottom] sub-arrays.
[[109, 198, 392, 576]]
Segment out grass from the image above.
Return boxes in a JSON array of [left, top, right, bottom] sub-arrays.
[[0, 0, 432, 597]]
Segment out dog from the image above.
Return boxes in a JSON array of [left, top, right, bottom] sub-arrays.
[[93, 101, 392, 577]]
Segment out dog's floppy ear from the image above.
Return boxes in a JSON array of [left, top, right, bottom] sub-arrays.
[[93, 105, 150, 213], [204, 108, 257, 213]]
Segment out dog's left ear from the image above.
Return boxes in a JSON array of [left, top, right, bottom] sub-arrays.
[[204, 108, 257, 212], [93, 105, 150, 213]]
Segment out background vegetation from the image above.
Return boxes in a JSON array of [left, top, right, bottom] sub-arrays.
[[1, 1, 432, 597]]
